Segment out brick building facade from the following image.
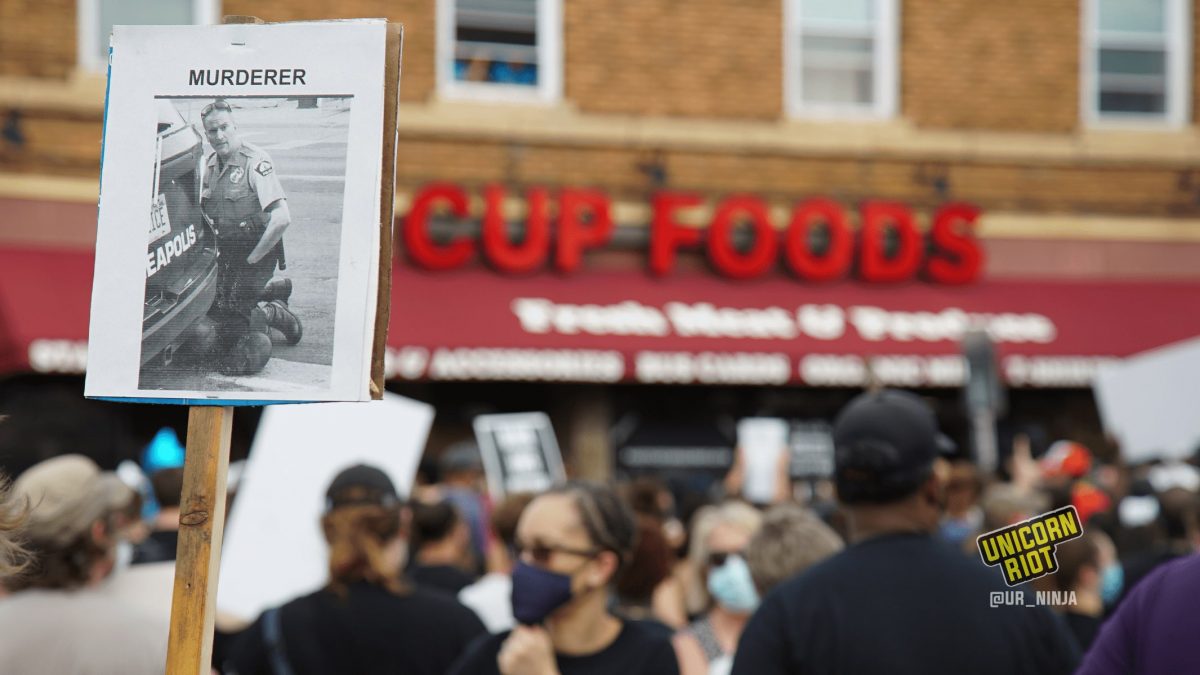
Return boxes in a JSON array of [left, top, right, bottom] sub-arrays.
[[4, 0, 1200, 249]]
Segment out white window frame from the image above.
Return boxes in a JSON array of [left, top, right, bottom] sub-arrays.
[[77, 0, 220, 73], [436, 0, 563, 105], [1081, 0, 1191, 128], [783, 0, 899, 120]]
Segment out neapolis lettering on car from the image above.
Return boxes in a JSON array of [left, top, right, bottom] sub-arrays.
[[187, 69, 307, 86], [976, 506, 1083, 586], [146, 224, 198, 278]]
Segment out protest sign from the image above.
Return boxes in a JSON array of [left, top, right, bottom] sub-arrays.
[[474, 412, 566, 497]]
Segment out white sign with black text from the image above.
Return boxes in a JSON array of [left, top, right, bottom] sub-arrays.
[[84, 20, 389, 403], [789, 421, 835, 479], [473, 412, 566, 498]]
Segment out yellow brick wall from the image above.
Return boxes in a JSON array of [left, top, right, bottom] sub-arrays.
[[390, 137, 1200, 217], [6, 1, 1200, 129], [0, 0, 77, 79], [6, 0, 1200, 213], [5, 110, 102, 175], [902, 0, 1080, 132], [565, 0, 782, 119], [5, 105, 1200, 219]]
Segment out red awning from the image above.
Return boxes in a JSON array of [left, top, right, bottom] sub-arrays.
[[4, 245, 1200, 388], [387, 265, 1200, 388], [0, 247, 93, 375]]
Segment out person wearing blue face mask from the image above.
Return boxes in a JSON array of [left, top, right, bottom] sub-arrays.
[[707, 553, 759, 614], [673, 501, 762, 675], [450, 481, 680, 675]]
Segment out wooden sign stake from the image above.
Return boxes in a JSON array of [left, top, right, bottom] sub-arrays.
[[165, 405, 233, 674], [163, 18, 252, 675]]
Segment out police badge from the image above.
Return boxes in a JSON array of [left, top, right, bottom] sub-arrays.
[[229, 166, 245, 184]]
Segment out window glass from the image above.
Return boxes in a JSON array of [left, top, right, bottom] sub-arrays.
[[454, 0, 539, 87]]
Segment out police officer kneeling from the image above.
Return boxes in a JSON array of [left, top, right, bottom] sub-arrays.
[[730, 390, 1080, 675], [199, 99, 301, 375]]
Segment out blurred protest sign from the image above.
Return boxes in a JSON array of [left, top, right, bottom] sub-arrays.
[[614, 415, 733, 474], [789, 421, 835, 479], [738, 417, 789, 504], [473, 412, 565, 498], [963, 328, 1004, 473], [1094, 336, 1200, 463], [218, 393, 433, 622]]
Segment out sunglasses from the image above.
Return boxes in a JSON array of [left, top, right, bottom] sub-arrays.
[[515, 540, 600, 566], [201, 99, 232, 118], [708, 550, 743, 568]]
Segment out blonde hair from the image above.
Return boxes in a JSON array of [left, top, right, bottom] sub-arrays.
[[321, 502, 406, 596], [744, 504, 843, 594], [684, 500, 763, 614], [0, 477, 31, 580]]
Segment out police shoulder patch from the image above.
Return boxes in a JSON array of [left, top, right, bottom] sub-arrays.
[[255, 160, 273, 177]]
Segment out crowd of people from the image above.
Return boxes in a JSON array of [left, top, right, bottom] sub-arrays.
[[1, 388, 1199, 674]]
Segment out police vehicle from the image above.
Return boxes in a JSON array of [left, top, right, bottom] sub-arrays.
[[142, 100, 219, 366]]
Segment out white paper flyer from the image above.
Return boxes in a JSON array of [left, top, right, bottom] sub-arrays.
[[85, 20, 388, 403]]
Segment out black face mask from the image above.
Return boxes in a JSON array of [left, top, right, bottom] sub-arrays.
[[511, 560, 575, 625]]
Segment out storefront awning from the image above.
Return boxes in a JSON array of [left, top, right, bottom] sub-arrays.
[[0, 247, 92, 375], [3, 246, 1199, 388], [387, 265, 1200, 388]]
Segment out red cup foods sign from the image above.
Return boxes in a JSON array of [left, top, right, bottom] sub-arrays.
[[402, 184, 983, 284]]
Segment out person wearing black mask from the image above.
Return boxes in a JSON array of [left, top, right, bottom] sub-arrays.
[[731, 389, 1080, 675], [450, 481, 679, 675]]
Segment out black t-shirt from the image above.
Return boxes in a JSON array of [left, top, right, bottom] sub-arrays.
[[132, 529, 179, 565], [409, 563, 476, 595], [1062, 611, 1102, 652], [731, 533, 1081, 675], [223, 582, 487, 675], [449, 618, 679, 675]]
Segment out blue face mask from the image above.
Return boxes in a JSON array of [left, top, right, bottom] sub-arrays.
[[707, 554, 760, 613], [939, 519, 974, 546], [511, 560, 575, 625], [1101, 564, 1124, 606]]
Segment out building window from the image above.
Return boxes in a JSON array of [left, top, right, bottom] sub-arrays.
[[1084, 0, 1191, 126], [784, 0, 899, 119], [437, 0, 562, 104], [77, 0, 219, 73]]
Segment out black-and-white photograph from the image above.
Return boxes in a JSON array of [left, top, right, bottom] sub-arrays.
[[85, 20, 388, 403], [139, 95, 351, 392]]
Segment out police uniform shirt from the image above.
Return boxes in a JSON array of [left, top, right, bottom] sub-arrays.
[[202, 141, 286, 224]]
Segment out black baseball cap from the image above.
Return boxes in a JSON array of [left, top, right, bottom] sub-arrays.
[[438, 441, 483, 475], [833, 389, 956, 504], [324, 464, 400, 512]]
